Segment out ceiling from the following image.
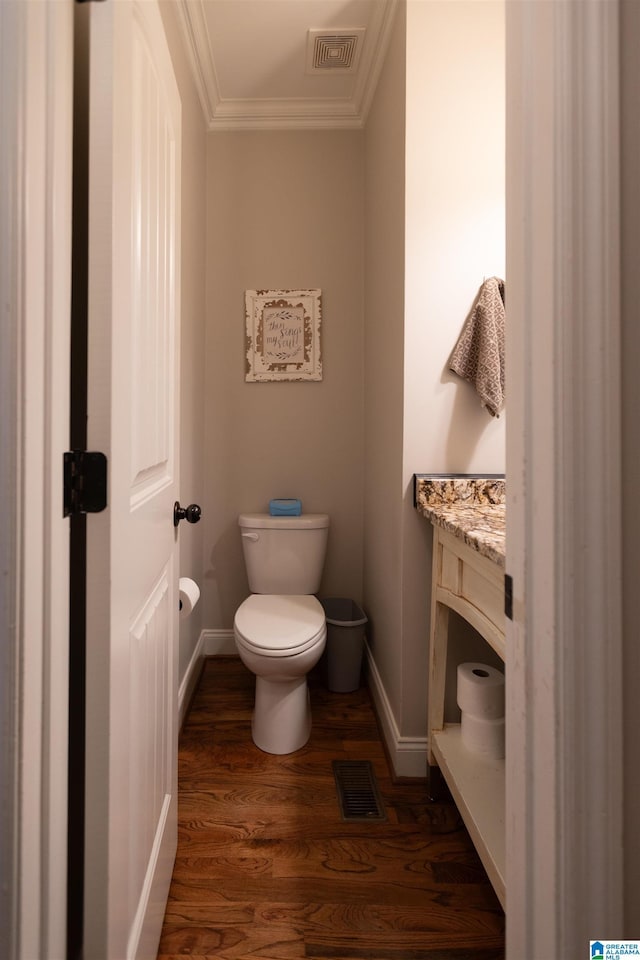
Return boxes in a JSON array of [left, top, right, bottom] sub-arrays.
[[175, 0, 399, 130]]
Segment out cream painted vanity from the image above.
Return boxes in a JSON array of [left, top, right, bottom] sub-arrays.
[[415, 475, 506, 909]]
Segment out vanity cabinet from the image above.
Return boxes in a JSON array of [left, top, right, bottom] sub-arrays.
[[415, 476, 506, 910], [428, 525, 505, 908]]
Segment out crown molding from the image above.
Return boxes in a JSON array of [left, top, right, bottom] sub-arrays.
[[208, 97, 364, 132], [175, 0, 398, 132], [174, 0, 221, 125], [357, 0, 398, 124]]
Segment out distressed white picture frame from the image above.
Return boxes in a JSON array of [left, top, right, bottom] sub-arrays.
[[245, 288, 322, 381]]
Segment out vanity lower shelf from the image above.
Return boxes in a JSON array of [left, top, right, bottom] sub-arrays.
[[431, 723, 505, 909]]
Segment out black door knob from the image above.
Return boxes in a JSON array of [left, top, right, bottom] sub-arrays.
[[173, 501, 202, 527]]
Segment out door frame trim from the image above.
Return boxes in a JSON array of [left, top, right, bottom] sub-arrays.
[[0, 2, 73, 958], [505, 1, 623, 954]]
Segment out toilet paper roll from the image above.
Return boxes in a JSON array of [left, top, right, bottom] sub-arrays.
[[461, 711, 505, 759], [457, 662, 505, 719], [179, 577, 200, 619]]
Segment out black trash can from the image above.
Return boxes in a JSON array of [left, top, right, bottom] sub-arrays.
[[320, 598, 368, 693]]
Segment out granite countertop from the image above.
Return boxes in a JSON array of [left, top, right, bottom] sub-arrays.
[[414, 476, 506, 568]]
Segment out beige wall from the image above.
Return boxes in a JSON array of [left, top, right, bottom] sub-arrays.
[[404, 0, 506, 474], [159, 1, 207, 683], [203, 131, 365, 629], [363, 1, 407, 740], [401, 0, 505, 738], [364, 0, 505, 758]]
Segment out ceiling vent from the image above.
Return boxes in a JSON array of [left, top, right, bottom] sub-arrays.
[[306, 27, 366, 74]]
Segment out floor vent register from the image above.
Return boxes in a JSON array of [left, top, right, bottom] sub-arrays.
[[332, 760, 386, 822]]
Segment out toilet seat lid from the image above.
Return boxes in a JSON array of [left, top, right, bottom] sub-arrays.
[[234, 594, 326, 655]]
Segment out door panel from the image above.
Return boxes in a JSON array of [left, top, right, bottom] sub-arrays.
[[130, 17, 177, 504], [83, 1, 181, 956]]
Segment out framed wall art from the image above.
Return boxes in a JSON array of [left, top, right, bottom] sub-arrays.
[[244, 288, 322, 382]]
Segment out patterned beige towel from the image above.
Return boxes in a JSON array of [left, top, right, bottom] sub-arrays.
[[449, 277, 505, 417]]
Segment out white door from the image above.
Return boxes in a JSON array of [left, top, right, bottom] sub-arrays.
[[81, 1, 182, 956]]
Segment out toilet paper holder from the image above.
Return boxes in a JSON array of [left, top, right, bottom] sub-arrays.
[[178, 577, 200, 618]]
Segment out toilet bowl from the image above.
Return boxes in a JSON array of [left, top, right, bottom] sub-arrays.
[[234, 594, 326, 754], [234, 512, 330, 754]]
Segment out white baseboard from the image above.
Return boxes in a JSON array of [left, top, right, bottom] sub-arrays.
[[178, 632, 205, 729], [178, 629, 237, 728], [364, 644, 428, 779], [201, 628, 237, 656]]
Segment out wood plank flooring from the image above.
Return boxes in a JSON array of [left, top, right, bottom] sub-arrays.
[[158, 657, 505, 960]]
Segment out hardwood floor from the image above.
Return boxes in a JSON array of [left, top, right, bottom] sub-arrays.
[[158, 657, 505, 960]]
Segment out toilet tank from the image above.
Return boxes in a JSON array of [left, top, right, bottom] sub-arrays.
[[239, 513, 329, 594]]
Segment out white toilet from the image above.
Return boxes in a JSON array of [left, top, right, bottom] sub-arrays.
[[233, 512, 330, 754]]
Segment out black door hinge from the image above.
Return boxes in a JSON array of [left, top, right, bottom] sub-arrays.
[[63, 451, 108, 517], [504, 573, 513, 621]]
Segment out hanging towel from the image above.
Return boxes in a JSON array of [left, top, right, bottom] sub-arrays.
[[449, 277, 505, 417]]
